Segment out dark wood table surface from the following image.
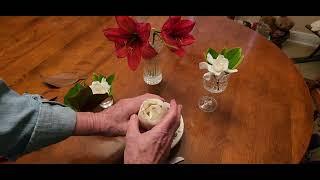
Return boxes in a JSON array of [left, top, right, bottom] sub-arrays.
[[0, 16, 313, 163]]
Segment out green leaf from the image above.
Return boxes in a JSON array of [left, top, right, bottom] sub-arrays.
[[64, 82, 92, 111], [206, 48, 219, 60], [223, 47, 243, 69], [64, 73, 116, 111], [221, 48, 228, 55], [106, 74, 115, 96], [233, 55, 244, 69], [92, 73, 104, 82], [106, 74, 115, 85]]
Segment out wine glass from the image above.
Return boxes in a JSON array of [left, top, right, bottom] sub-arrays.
[[198, 72, 230, 112], [99, 96, 114, 109]]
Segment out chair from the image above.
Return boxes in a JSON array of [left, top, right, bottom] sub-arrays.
[[293, 25, 320, 64], [303, 78, 320, 163]]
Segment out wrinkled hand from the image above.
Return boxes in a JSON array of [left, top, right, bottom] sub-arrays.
[[124, 99, 182, 164], [74, 93, 163, 137]]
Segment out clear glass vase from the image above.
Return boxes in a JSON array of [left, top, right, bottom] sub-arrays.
[[203, 72, 230, 93], [143, 29, 163, 85], [198, 72, 230, 112]]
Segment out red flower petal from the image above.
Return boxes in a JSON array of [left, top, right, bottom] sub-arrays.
[[137, 23, 151, 43], [115, 16, 137, 33], [160, 31, 179, 47], [162, 16, 181, 32], [103, 28, 130, 43], [179, 34, 195, 46], [115, 43, 127, 58], [141, 43, 157, 59], [127, 46, 142, 71], [173, 20, 195, 36]]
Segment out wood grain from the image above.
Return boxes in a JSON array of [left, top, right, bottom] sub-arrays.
[[0, 16, 313, 164]]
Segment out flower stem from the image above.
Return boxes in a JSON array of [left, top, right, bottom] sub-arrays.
[[152, 30, 161, 45], [152, 31, 156, 45]]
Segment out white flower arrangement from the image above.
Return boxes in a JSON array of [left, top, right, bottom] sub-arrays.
[[199, 47, 244, 76], [89, 77, 111, 95]]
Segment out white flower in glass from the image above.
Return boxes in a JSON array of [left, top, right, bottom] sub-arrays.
[[199, 53, 238, 76], [89, 77, 111, 95]]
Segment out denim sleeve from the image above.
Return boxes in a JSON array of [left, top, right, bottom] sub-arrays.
[[0, 80, 76, 160]]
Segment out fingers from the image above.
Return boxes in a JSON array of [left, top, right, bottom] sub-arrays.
[[126, 93, 165, 114], [126, 114, 140, 137], [144, 93, 164, 100], [154, 99, 181, 133]]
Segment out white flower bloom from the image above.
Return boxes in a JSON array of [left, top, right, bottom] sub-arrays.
[[89, 77, 111, 95], [199, 53, 238, 76]]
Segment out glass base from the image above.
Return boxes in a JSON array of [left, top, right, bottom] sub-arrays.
[[99, 96, 114, 109], [198, 96, 217, 112], [144, 73, 162, 85]]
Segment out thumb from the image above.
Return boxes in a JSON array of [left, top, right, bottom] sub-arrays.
[[155, 99, 179, 132], [126, 114, 140, 137]]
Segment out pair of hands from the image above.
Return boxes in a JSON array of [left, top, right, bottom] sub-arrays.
[[75, 93, 182, 164]]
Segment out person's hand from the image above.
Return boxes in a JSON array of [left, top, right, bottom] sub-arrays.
[[124, 99, 182, 164], [74, 93, 164, 137]]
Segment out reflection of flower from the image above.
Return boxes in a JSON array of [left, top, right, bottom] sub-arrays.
[[103, 16, 157, 71], [89, 78, 111, 95], [199, 54, 238, 76], [160, 16, 195, 57]]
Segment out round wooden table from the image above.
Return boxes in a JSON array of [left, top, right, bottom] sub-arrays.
[[0, 16, 313, 163]]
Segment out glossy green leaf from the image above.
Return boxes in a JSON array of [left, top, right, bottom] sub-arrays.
[[106, 74, 115, 85], [223, 47, 242, 69], [221, 48, 227, 55], [64, 73, 116, 111], [106, 74, 115, 96], [92, 73, 104, 82], [64, 82, 91, 111], [206, 48, 219, 60], [233, 55, 244, 69]]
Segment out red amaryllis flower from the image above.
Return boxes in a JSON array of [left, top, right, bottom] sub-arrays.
[[103, 16, 157, 71], [160, 16, 196, 57]]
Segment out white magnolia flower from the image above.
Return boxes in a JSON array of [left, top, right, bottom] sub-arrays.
[[89, 77, 111, 95], [199, 53, 238, 76]]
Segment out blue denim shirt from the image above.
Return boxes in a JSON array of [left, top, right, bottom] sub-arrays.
[[0, 80, 76, 160]]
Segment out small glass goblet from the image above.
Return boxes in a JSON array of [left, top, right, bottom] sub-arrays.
[[198, 72, 230, 112]]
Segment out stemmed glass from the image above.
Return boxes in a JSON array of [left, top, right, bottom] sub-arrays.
[[198, 72, 230, 112]]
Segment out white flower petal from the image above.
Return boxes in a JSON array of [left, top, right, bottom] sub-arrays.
[[210, 55, 228, 74], [199, 62, 210, 70], [226, 69, 238, 74], [208, 65, 221, 76], [101, 77, 107, 83], [89, 80, 110, 95], [207, 53, 215, 64]]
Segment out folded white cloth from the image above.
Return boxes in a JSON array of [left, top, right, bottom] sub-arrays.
[[311, 20, 320, 32], [138, 99, 170, 130]]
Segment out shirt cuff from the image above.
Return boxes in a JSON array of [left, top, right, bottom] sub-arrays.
[[22, 100, 76, 156]]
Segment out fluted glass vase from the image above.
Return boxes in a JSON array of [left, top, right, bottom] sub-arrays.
[[143, 29, 164, 85]]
